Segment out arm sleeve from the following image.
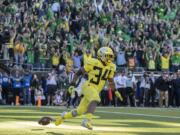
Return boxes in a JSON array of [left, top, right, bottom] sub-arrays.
[[84, 60, 94, 72], [108, 64, 116, 79]]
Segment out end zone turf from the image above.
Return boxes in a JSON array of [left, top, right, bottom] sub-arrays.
[[0, 106, 180, 135]]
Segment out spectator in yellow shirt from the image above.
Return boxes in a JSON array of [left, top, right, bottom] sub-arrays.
[[161, 52, 170, 71], [65, 53, 73, 74], [14, 40, 25, 65], [52, 51, 60, 69]]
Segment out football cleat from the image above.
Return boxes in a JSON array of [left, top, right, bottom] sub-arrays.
[[54, 112, 66, 126], [81, 119, 93, 130]]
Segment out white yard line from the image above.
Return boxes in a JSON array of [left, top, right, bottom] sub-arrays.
[[0, 121, 180, 133]]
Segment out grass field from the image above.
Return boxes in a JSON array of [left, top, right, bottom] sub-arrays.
[[0, 106, 180, 135]]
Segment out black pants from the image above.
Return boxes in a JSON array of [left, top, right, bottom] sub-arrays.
[[100, 90, 109, 106], [13, 88, 21, 104], [117, 88, 127, 106], [2, 86, 9, 104], [47, 85, 57, 96], [126, 87, 135, 107], [111, 91, 116, 106], [175, 90, 180, 107], [7, 89, 14, 104], [144, 89, 156, 107], [169, 88, 175, 106], [31, 89, 35, 105], [66, 91, 71, 107], [149, 89, 156, 107]]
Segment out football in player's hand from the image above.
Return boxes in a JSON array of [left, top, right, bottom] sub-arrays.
[[38, 116, 52, 125]]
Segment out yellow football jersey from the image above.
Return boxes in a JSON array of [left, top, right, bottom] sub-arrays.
[[84, 58, 116, 92]]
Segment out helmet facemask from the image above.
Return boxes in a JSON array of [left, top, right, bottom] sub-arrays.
[[97, 47, 114, 64], [105, 54, 114, 63]]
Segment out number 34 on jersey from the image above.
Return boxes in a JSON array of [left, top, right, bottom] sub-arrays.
[[84, 58, 116, 92]]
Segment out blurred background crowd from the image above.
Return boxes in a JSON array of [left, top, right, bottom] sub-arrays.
[[0, 0, 180, 107]]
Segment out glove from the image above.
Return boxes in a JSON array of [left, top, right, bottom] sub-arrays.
[[115, 90, 123, 101], [38, 116, 54, 126], [68, 86, 75, 96]]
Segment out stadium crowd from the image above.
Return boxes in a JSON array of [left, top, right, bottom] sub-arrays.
[[0, 70, 180, 108], [0, 0, 180, 107]]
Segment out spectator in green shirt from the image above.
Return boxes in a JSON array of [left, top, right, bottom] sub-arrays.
[[170, 49, 180, 72]]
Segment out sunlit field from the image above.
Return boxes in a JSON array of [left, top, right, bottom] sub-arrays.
[[0, 106, 180, 135]]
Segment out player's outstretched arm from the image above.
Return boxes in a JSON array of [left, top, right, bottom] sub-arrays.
[[108, 78, 123, 101]]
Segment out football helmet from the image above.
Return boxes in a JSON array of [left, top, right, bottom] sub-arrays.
[[97, 47, 114, 64]]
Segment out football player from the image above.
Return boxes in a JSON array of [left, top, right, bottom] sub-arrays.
[[38, 47, 123, 130]]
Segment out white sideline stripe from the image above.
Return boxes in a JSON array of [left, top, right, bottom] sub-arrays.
[[1, 105, 180, 111], [0, 106, 180, 119], [96, 110, 180, 119], [97, 106, 180, 110]]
